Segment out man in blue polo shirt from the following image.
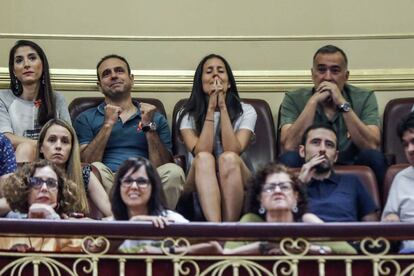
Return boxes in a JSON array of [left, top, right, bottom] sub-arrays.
[[298, 123, 379, 222], [74, 54, 184, 210]]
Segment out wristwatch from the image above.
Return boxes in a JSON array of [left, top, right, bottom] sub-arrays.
[[141, 122, 157, 132], [338, 102, 351, 112]]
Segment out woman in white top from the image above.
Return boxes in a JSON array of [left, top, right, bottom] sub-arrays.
[[177, 54, 257, 222], [0, 40, 71, 162]]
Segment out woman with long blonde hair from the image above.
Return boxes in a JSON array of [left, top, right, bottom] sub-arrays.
[[36, 119, 111, 217]]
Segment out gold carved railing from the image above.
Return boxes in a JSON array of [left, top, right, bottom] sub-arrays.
[[0, 220, 413, 276]]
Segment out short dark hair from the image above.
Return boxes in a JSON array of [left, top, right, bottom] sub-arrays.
[[245, 163, 307, 221], [397, 111, 414, 141], [313, 45, 348, 68], [96, 54, 131, 81], [111, 157, 165, 220], [301, 123, 338, 149]]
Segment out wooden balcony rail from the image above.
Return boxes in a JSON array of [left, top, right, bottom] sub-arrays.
[[0, 220, 413, 276]]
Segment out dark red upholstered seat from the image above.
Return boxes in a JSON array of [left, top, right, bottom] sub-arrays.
[[383, 98, 414, 164]]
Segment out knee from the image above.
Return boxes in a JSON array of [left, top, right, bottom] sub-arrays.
[[194, 152, 215, 167], [218, 151, 241, 171], [168, 164, 185, 183], [159, 163, 185, 184], [15, 141, 37, 162], [16, 141, 36, 153]]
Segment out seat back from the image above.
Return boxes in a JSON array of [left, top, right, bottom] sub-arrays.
[[292, 165, 381, 211], [333, 165, 381, 210], [383, 98, 414, 164], [172, 98, 277, 173], [383, 163, 410, 205], [69, 97, 167, 122]]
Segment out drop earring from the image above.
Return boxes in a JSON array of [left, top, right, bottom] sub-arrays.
[[14, 78, 19, 92], [258, 206, 266, 214]]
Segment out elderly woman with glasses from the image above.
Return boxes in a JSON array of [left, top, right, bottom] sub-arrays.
[[222, 163, 358, 255], [240, 163, 321, 224], [110, 157, 188, 253], [0, 160, 84, 252], [224, 163, 327, 254]]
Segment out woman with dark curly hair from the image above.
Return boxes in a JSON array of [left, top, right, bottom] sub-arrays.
[[177, 54, 257, 222], [0, 40, 71, 162], [2, 159, 83, 218], [0, 160, 84, 252], [224, 163, 330, 254], [242, 163, 320, 224]]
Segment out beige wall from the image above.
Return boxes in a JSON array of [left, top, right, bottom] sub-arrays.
[[1, 0, 414, 123], [1, 0, 414, 70]]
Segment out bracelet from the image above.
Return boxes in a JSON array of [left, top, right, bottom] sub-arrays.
[[205, 118, 214, 122]]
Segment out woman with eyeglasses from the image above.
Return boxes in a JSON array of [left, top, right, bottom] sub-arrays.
[[223, 163, 358, 255], [0, 40, 71, 163], [243, 163, 319, 223], [36, 119, 112, 217], [110, 157, 188, 252], [0, 160, 84, 252], [224, 163, 327, 254]]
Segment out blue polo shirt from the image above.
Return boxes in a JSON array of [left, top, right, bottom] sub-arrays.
[[306, 173, 378, 222], [74, 101, 172, 172]]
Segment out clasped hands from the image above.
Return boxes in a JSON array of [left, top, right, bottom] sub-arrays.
[[313, 81, 346, 106], [208, 77, 227, 110]]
